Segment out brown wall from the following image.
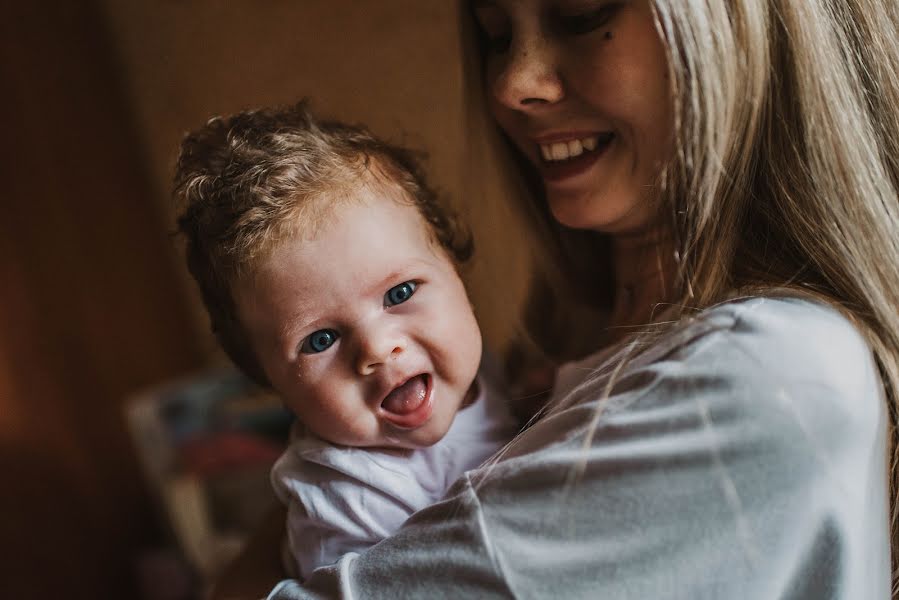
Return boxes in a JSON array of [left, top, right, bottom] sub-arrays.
[[0, 2, 207, 598]]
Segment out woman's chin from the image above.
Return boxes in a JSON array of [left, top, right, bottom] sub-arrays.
[[547, 197, 620, 232], [546, 192, 651, 234]]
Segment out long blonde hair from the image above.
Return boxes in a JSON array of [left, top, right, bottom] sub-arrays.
[[460, 0, 899, 591]]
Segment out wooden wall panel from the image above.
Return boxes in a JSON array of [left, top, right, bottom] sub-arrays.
[[0, 2, 206, 597]]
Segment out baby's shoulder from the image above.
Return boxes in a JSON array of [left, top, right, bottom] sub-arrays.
[[273, 434, 416, 487]]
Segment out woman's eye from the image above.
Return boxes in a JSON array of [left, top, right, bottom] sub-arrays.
[[473, 9, 512, 53], [558, 3, 622, 35], [484, 32, 512, 54], [300, 329, 339, 354], [384, 281, 418, 307]]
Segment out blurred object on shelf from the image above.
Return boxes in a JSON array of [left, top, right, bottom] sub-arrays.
[[126, 369, 293, 582]]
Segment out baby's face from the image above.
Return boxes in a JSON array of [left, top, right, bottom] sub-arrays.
[[236, 185, 482, 449]]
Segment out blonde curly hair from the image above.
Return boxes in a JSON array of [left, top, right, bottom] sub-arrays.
[[173, 101, 472, 385]]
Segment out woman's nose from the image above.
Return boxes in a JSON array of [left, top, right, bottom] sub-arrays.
[[491, 37, 565, 111], [355, 325, 404, 376]]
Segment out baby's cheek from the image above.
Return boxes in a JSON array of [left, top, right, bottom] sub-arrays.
[[279, 369, 329, 417], [436, 323, 482, 384], [423, 314, 465, 358], [325, 409, 381, 447]]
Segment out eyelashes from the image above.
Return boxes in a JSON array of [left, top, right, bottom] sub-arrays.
[[301, 328, 339, 354], [558, 3, 623, 35], [384, 281, 417, 307], [476, 2, 625, 54]]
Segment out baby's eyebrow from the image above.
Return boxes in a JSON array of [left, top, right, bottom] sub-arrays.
[[277, 305, 320, 349], [364, 265, 423, 298], [366, 270, 405, 296]]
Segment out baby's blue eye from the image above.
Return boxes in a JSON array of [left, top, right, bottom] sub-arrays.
[[385, 281, 418, 307], [301, 329, 339, 354]]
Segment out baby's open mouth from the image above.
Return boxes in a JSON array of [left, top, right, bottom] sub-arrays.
[[379, 374, 433, 429]]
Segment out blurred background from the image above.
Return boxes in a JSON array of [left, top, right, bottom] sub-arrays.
[[0, 2, 530, 598]]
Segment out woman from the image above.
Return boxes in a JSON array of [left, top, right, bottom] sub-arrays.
[[226, 0, 899, 597]]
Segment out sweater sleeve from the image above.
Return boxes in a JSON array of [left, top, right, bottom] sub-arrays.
[[268, 298, 890, 599]]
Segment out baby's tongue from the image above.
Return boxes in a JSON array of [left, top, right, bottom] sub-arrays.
[[381, 375, 427, 415]]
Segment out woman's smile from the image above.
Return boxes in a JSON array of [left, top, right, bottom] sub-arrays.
[[533, 131, 616, 183]]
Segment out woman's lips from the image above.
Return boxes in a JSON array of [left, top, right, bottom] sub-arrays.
[[536, 133, 615, 184], [378, 374, 433, 429]]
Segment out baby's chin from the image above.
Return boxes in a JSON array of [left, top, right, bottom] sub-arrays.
[[380, 413, 459, 450], [310, 418, 454, 451], [380, 427, 450, 450]]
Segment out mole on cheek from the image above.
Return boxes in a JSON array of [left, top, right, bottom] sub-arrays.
[[604, 31, 613, 40]]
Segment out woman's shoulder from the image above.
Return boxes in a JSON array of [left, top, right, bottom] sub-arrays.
[[679, 296, 881, 412], [474, 296, 890, 599], [696, 296, 872, 369], [640, 296, 884, 432], [543, 295, 884, 452], [502, 296, 888, 524]]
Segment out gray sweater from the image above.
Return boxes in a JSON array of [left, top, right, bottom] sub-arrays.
[[269, 297, 890, 599]]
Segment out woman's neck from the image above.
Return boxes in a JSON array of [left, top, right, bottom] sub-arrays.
[[607, 226, 677, 338]]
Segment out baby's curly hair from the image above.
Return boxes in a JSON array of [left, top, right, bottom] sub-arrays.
[[173, 100, 472, 386]]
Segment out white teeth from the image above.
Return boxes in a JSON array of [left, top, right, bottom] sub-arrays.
[[539, 135, 605, 162], [567, 139, 583, 157], [540, 145, 553, 161], [550, 142, 569, 160]]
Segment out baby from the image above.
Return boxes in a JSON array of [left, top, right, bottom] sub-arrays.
[[173, 102, 518, 579]]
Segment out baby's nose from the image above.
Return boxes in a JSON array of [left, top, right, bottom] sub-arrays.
[[355, 327, 404, 376]]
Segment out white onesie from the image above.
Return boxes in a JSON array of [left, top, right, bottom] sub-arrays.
[[270, 369, 518, 580]]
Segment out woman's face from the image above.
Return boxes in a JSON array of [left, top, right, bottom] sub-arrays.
[[473, 0, 674, 234]]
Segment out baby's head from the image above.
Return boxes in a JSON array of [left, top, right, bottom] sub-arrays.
[[174, 102, 482, 449]]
